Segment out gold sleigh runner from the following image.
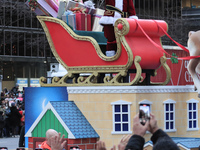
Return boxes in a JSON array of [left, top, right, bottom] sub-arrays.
[[37, 16, 171, 86]]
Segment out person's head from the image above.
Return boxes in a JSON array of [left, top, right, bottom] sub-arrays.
[[1, 100, 5, 105], [46, 129, 59, 147], [11, 102, 16, 107], [153, 137, 180, 150], [1, 91, 4, 97], [3, 88, 8, 93], [16, 83, 19, 88]]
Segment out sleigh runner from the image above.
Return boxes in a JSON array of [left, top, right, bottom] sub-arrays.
[[37, 16, 171, 86]]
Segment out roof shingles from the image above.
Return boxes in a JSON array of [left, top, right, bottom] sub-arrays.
[[50, 101, 99, 139], [146, 137, 200, 149]]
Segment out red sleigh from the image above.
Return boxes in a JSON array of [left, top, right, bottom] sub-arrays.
[[37, 16, 171, 86]]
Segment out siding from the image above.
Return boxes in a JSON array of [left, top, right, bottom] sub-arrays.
[[32, 109, 68, 138]]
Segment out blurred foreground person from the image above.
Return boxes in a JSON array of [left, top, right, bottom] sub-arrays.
[[125, 113, 180, 150], [41, 129, 66, 150], [97, 134, 131, 150], [96, 113, 180, 150]]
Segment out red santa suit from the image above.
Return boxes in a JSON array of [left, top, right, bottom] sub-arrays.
[[99, 0, 138, 56]]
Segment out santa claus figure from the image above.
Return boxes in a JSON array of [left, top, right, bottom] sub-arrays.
[[99, 0, 138, 57]]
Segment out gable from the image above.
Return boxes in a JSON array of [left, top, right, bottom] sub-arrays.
[[51, 101, 99, 139], [25, 102, 75, 138], [32, 109, 68, 138], [25, 101, 99, 139]]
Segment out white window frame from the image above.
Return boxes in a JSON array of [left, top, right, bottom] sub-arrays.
[[187, 99, 199, 131], [163, 99, 176, 132], [111, 100, 132, 134]]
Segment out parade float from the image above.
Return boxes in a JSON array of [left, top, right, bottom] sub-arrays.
[[37, 16, 171, 86], [24, 0, 200, 150]]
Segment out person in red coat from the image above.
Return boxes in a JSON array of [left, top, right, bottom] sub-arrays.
[[99, 0, 138, 57]]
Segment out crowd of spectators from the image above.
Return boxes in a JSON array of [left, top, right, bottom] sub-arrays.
[[0, 84, 25, 139]]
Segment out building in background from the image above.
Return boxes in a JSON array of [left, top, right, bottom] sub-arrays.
[[134, 0, 200, 45], [0, 0, 200, 90], [0, 0, 57, 90]]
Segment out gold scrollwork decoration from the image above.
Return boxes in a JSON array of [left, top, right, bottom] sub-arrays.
[[114, 18, 130, 36], [39, 56, 143, 86], [150, 56, 171, 85]]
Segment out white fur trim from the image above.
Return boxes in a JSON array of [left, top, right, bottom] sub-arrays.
[[106, 50, 116, 57], [114, 0, 122, 18], [129, 15, 138, 19], [115, 0, 123, 11], [99, 16, 118, 25]]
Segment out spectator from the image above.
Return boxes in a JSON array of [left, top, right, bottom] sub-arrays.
[[97, 134, 132, 150], [0, 111, 5, 137], [50, 132, 67, 150], [124, 113, 149, 150], [11, 83, 19, 96], [4, 94, 8, 101], [3, 88, 8, 95], [40, 129, 66, 150], [0, 88, 25, 138], [0, 105, 5, 118], [7, 102, 22, 137], [96, 113, 180, 150], [18, 110, 24, 135], [97, 141, 107, 150], [17, 92, 23, 102], [19, 125, 25, 147], [125, 113, 180, 150], [0, 87, 24, 138], [149, 114, 180, 150], [4, 109, 11, 137], [1, 91, 4, 102]]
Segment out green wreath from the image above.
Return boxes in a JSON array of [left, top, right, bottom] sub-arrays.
[[171, 53, 178, 64]]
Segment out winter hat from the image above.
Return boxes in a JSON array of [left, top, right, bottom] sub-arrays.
[[11, 102, 16, 107]]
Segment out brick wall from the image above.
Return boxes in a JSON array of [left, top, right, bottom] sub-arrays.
[[28, 137, 33, 150], [67, 138, 98, 150], [28, 137, 98, 150]]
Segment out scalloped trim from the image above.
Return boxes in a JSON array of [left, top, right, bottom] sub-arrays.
[[67, 85, 195, 94]]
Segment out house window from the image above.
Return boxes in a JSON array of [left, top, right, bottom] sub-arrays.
[[163, 99, 176, 132], [111, 100, 132, 134], [187, 99, 199, 131]]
